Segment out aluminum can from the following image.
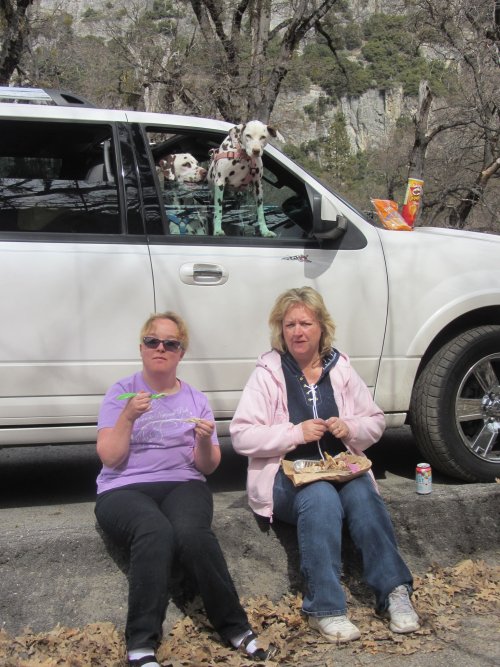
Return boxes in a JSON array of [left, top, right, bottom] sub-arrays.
[[416, 462, 432, 494]]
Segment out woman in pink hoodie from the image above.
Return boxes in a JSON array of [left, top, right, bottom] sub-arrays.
[[230, 287, 419, 643]]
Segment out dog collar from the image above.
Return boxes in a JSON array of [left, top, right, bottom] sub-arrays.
[[211, 148, 255, 163]]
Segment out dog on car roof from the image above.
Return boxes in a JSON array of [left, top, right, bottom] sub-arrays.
[[208, 120, 279, 237], [156, 153, 208, 235]]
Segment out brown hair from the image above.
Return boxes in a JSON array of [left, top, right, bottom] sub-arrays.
[[269, 287, 335, 357], [140, 311, 189, 350]]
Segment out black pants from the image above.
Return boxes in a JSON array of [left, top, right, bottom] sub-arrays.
[[95, 480, 250, 651]]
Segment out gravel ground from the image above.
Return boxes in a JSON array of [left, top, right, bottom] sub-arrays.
[[0, 428, 499, 666]]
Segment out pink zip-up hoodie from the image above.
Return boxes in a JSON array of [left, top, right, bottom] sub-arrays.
[[230, 349, 386, 519]]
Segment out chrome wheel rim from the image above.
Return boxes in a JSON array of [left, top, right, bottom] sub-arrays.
[[455, 353, 500, 464]]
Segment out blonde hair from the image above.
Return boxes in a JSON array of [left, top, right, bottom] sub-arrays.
[[140, 311, 189, 350], [269, 287, 335, 357]]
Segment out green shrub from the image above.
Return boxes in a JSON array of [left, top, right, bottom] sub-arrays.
[[297, 12, 453, 99]]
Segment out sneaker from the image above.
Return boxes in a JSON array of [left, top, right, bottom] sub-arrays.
[[386, 585, 420, 633], [308, 614, 361, 642]]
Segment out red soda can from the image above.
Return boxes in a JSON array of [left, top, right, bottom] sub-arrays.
[[416, 463, 432, 494]]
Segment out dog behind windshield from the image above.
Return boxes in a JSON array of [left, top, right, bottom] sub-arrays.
[[156, 153, 207, 187], [157, 153, 208, 235]]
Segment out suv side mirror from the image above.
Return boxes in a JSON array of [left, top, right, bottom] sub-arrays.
[[310, 191, 348, 240]]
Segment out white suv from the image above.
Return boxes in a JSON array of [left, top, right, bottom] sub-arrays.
[[1, 86, 499, 482]]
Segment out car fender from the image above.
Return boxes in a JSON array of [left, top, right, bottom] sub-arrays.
[[406, 287, 500, 358], [375, 228, 500, 414], [377, 285, 500, 413]]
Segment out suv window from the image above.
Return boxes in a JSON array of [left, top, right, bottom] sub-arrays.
[[0, 120, 120, 234], [145, 128, 313, 239]]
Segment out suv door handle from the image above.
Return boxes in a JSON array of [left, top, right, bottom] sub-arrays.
[[179, 262, 228, 285]]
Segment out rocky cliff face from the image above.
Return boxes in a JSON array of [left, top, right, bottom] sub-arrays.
[[272, 85, 415, 151]]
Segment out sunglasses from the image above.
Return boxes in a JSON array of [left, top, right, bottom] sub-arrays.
[[142, 336, 183, 351]]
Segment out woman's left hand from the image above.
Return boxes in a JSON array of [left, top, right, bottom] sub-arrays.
[[193, 419, 220, 475], [194, 418, 215, 442], [327, 416, 350, 440]]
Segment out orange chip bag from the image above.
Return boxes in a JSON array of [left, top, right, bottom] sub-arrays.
[[371, 199, 412, 231]]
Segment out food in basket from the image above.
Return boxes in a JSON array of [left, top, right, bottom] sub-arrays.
[[293, 452, 362, 474], [283, 452, 371, 486]]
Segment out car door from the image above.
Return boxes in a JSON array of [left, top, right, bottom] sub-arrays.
[[136, 122, 388, 432]]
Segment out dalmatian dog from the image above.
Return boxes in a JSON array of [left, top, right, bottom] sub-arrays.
[[208, 120, 279, 237], [156, 153, 207, 187], [156, 153, 208, 235]]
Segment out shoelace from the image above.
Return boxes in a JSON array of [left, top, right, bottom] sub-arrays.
[[329, 616, 353, 626], [389, 587, 414, 614]]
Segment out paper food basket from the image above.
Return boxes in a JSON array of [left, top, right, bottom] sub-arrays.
[[282, 454, 372, 487]]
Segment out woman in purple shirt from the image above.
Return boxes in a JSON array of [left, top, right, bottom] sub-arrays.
[[95, 311, 271, 667]]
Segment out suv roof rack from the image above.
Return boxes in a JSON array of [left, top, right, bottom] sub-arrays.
[[0, 86, 95, 108]]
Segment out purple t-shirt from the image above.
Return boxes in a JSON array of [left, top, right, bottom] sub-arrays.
[[96, 372, 219, 494]]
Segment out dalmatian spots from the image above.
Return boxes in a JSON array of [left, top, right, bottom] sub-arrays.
[[207, 120, 278, 237]]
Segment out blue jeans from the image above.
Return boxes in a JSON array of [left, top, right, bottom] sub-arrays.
[[95, 480, 250, 651], [273, 469, 413, 616]]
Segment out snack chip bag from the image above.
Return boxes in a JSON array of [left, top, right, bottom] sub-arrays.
[[371, 199, 412, 231], [401, 178, 424, 227]]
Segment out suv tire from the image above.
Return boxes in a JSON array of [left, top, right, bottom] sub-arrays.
[[411, 325, 500, 482]]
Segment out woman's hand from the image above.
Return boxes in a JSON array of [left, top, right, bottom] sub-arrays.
[[194, 418, 215, 442], [193, 419, 221, 475], [97, 391, 151, 468], [301, 418, 328, 443], [122, 391, 152, 421], [326, 416, 350, 440]]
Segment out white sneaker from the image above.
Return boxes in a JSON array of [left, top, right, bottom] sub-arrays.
[[308, 614, 361, 642], [386, 585, 420, 633]]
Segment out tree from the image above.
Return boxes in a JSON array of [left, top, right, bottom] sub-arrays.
[[0, 0, 34, 84], [323, 111, 351, 179], [187, 0, 341, 122], [78, 1, 213, 115], [405, 0, 500, 229]]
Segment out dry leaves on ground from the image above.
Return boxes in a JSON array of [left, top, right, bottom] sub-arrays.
[[0, 559, 498, 667]]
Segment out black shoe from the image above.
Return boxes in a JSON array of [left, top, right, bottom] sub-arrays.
[[239, 631, 277, 662]]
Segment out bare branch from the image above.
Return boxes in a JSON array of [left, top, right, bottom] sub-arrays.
[[314, 20, 349, 80]]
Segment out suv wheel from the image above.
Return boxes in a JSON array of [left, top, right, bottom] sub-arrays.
[[410, 325, 500, 482]]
